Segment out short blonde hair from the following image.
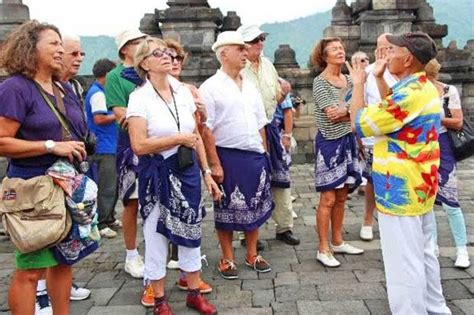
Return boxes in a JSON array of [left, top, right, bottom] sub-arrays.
[[425, 58, 441, 80], [134, 37, 167, 80]]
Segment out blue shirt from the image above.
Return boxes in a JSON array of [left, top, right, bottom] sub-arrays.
[[272, 94, 293, 127], [85, 81, 118, 154]]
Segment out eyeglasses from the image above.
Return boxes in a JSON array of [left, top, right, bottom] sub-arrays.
[[69, 51, 86, 57], [248, 35, 266, 44], [148, 48, 174, 59]]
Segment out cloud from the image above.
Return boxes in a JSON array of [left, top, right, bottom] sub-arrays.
[[22, 0, 337, 36]]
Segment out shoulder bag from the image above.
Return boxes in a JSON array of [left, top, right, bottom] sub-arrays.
[[442, 85, 474, 161]]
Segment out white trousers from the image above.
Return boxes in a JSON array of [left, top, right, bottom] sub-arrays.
[[379, 211, 451, 315], [143, 205, 202, 281]]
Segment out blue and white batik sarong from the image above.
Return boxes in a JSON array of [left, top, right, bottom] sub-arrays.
[[137, 152, 204, 248], [314, 132, 362, 193], [435, 132, 460, 208], [266, 121, 292, 188], [214, 147, 274, 231], [116, 131, 139, 204]]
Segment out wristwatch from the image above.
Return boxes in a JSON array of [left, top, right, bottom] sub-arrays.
[[44, 140, 56, 153], [202, 168, 212, 176]]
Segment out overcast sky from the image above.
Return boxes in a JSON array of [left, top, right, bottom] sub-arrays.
[[22, 0, 339, 36]]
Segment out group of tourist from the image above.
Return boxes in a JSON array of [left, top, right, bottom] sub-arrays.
[[0, 17, 470, 315]]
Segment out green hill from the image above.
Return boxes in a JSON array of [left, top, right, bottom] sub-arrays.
[[79, 0, 473, 74]]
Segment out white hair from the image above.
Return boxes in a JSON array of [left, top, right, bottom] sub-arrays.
[[215, 46, 227, 64], [62, 34, 81, 43], [351, 51, 368, 64]]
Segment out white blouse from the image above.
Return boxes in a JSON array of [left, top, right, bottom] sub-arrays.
[[127, 76, 196, 159], [439, 84, 462, 134], [199, 70, 268, 154]]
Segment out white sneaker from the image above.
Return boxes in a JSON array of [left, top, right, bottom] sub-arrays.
[[454, 248, 471, 269], [291, 196, 296, 202], [99, 227, 118, 238], [35, 292, 52, 315], [70, 283, 91, 301], [359, 225, 373, 241], [331, 242, 364, 255], [125, 255, 145, 278], [317, 251, 341, 267], [167, 259, 179, 270], [292, 210, 298, 219]]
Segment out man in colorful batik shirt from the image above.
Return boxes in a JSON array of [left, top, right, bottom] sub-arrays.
[[347, 32, 451, 315]]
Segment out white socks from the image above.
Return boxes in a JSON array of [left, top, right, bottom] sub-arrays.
[[126, 249, 139, 261], [37, 279, 47, 295]]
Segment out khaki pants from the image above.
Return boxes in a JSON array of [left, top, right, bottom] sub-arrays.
[[271, 187, 293, 234]]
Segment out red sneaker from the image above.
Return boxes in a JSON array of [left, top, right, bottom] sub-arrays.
[[186, 294, 217, 315], [153, 301, 173, 315]]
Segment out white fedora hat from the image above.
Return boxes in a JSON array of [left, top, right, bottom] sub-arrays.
[[211, 31, 247, 52]]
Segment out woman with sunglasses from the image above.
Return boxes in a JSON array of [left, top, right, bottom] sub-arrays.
[[311, 37, 364, 267], [425, 59, 470, 269], [163, 38, 213, 295], [127, 37, 220, 315]]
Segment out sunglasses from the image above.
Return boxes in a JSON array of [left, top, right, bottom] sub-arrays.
[[171, 54, 185, 63], [69, 51, 86, 57], [248, 35, 266, 44], [148, 48, 174, 59]]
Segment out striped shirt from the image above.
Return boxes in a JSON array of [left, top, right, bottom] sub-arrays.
[[312, 74, 352, 140]]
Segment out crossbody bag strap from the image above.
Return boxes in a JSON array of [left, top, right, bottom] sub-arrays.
[[52, 83, 67, 116], [35, 82, 72, 141]]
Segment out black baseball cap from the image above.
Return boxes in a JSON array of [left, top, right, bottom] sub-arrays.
[[386, 32, 438, 65]]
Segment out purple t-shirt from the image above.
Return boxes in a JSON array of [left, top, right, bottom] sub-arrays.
[[0, 74, 87, 168]]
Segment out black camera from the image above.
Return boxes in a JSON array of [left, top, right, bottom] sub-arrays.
[[291, 95, 306, 109], [84, 131, 97, 156], [73, 159, 90, 174], [72, 132, 96, 174]]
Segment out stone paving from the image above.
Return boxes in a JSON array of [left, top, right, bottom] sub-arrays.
[[0, 159, 473, 314]]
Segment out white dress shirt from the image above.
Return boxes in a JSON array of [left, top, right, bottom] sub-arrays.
[[200, 69, 268, 154], [127, 76, 196, 159]]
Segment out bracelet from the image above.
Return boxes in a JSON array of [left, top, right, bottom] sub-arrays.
[[202, 168, 212, 176], [282, 133, 292, 138]]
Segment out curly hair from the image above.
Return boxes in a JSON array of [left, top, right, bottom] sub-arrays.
[[310, 37, 343, 69], [164, 38, 188, 64], [0, 20, 61, 79]]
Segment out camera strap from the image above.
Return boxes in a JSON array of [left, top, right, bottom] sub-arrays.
[[35, 82, 85, 141], [153, 84, 180, 132]]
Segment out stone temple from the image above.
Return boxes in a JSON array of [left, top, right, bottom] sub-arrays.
[[0, 0, 473, 165]]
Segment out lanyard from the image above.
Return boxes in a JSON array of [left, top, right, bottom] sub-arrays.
[[153, 84, 180, 132]]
